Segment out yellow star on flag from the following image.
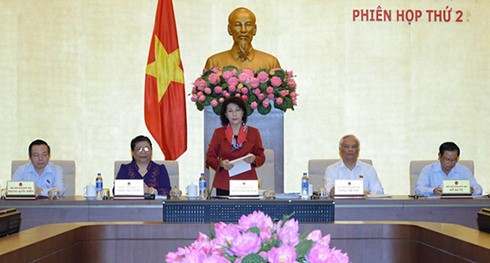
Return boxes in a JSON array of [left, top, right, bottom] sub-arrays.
[[146, 35, 184, 101]]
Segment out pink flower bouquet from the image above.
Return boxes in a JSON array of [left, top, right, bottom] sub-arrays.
[[165, 211, 349, 263], [190, 66, 298, 115]]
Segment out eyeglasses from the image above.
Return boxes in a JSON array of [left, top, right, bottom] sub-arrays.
[[31, 153, 49, 159], [136, 146, 150, 153]]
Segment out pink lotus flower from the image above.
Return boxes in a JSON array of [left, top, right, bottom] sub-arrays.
[[270, 76, 282, 87], [267, 245, 297, 263], [166, 211, 348, 263], [230, 231, 261, 257]]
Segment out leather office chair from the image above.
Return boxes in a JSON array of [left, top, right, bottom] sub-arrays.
[[409, 160, 474, 195], [208, 149, 275, 195], [307, 159, 373, 191], [11, 160, 76, 196], [114, 160, 179, 188]]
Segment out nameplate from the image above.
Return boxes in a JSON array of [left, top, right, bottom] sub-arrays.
[[229, 180, 258, 197], [335, 179, 364, 196], [442, 180, 470, 195], [114, 179, 144, 199], [6, 181, 36, 199]]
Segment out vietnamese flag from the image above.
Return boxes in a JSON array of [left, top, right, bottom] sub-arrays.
[[145, 0, 187, 160]]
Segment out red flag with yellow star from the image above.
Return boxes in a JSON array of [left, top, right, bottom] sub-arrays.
[[145, 0, 186, 160]]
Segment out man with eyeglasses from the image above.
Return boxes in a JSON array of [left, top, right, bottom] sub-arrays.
[[12, 139, 65, 197], [415, 142, 482, 196]]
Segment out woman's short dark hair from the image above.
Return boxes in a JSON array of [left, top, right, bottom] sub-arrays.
[[220, 97, 248, 126], [130, 135, 152, 151]]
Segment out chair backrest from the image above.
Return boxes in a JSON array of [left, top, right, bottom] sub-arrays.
[[307, 159, 373, 191], [409, 160, 474, 195], [208, 149, 275, 195], [114, 160, 179, 188], [11, 160, 76, 197]]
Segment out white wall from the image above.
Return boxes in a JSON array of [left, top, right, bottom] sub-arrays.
[[0, 0, 489, 195]]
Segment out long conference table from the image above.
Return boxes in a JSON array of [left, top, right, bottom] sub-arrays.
[[1, 195, 489, 231]]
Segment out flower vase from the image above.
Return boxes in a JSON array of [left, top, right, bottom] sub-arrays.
[[204, 105, 284, 193]]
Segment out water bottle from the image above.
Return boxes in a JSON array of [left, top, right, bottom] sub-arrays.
[[199, 173, 207, 200], [95, 172, 103, 200], [301, 172, 309, 199]]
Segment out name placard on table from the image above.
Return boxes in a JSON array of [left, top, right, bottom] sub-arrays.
[[442, 180, 470, 195], [335, 179, 364, 197], [5, 181, 36, 199]]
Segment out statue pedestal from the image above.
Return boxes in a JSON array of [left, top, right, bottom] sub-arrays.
[[204, 106, 284, 193]]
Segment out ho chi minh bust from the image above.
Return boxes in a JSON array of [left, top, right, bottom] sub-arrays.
[[204, 7, 281, 71]]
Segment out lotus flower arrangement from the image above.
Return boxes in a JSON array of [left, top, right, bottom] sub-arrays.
[[190, 66, 298, 115], [165, 211, 349, 263]]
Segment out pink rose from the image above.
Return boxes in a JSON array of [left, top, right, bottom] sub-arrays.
[[266, 87, 274, 94], [258, 94, 265, 100], [219, 97, 225, 103], [227, 77, 239, 87], [280, 90, 289, 97], [275, 98, 283, 105], [241, 87, 249, 94], [257, 71, 269, 83], [252, 89, 261, 96], [286, 70, 294, 77], [210, 99, 218, 107], [267, 94, 275, 100], [190, 94, 198, 102], [250, 77, 260, 88], [194, 78, 206, 90], [198, 95, 206, 102], [290, 92, 297, 98], [204, 87, 212, 94], [214, 86, 222, 94], [229, 86, 236, 92], [250, 101, 258, 109], [208, 73, 220, 85], [270, 76, 282, 87], [211, 67, 220, 73], [262, 100, 270, 108], [222, 70, 234, 80], [241, 95, 248, 101], [241, 68, 254, 78], [235, 93, 241, 98], [238, 72, 251, 83], [287, 78, 296, 88]]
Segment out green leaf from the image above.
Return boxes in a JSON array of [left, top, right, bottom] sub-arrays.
[[258, 104, 272, 115], [213, 105, 222, 115], [196, 103, 204, 111], [295, 239, 313, 260], [248, 226, 260, 235], [242, 254, 267, 263]]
